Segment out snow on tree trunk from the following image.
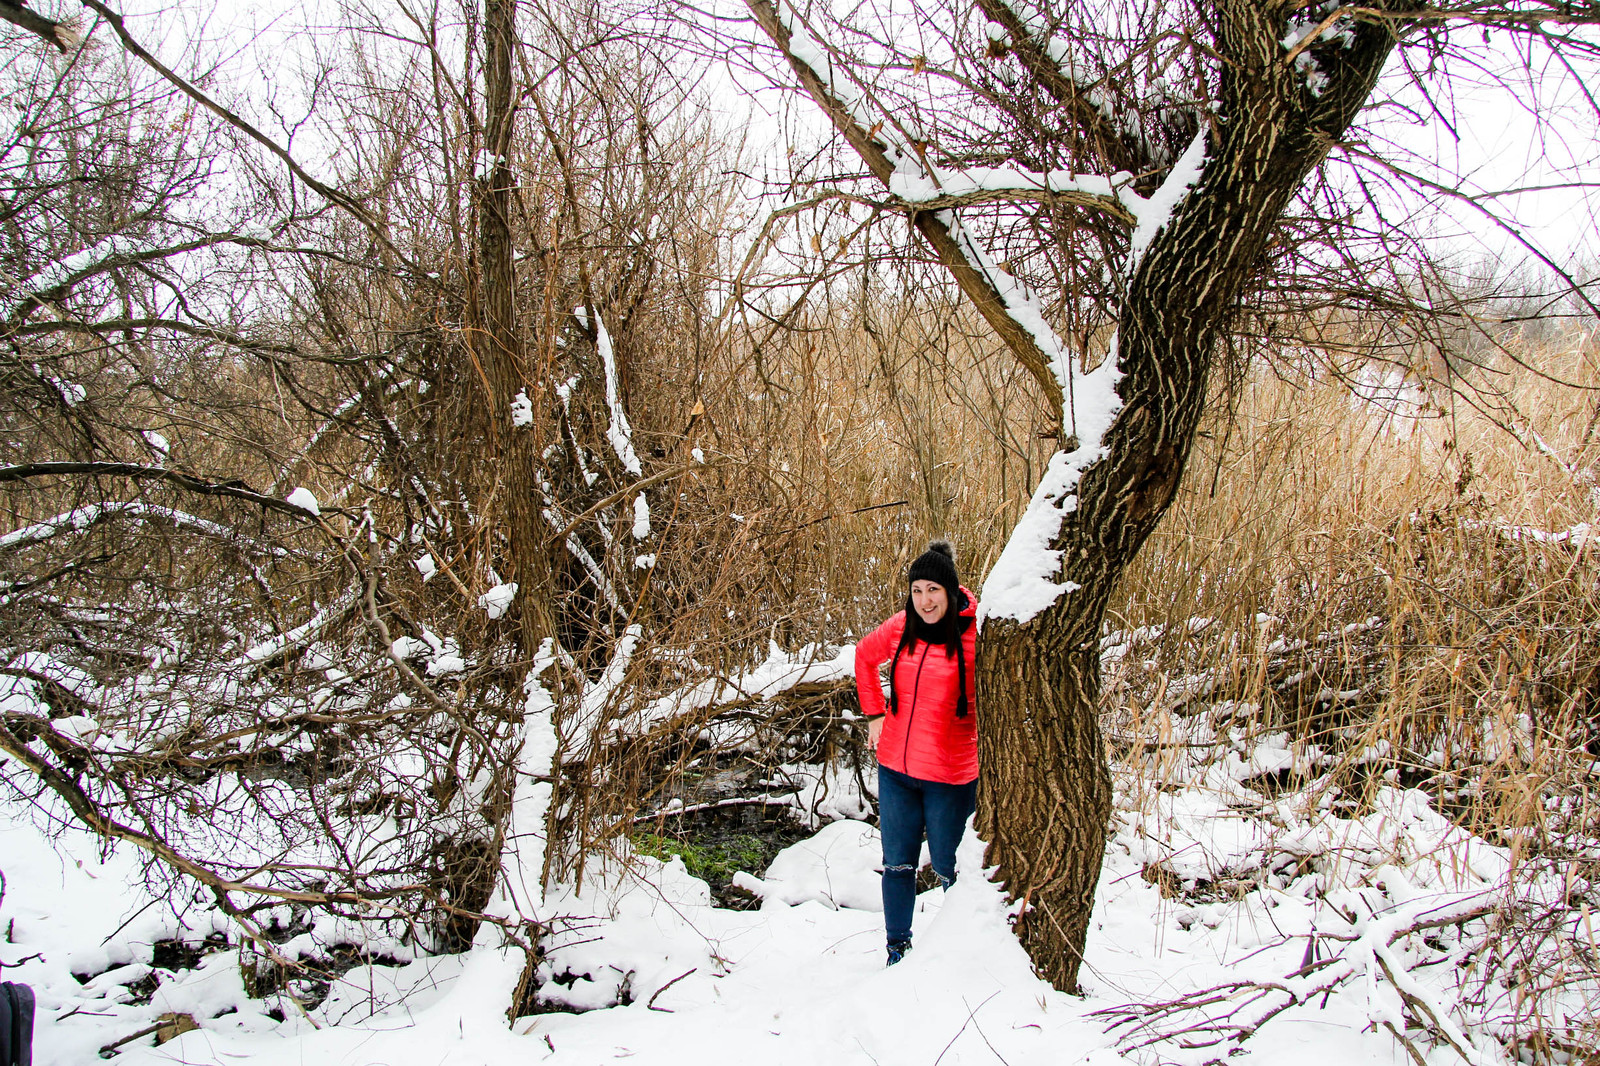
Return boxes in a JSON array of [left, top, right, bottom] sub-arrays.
[[446, 0, 562, 955], [974, 0, 1402, 992]]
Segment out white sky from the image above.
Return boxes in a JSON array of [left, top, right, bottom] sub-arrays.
[[26, 0, 1599, 282], [1370, 38, 1600, 267]]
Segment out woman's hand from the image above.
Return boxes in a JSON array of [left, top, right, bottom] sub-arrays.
[[868, 715, 885, 748]]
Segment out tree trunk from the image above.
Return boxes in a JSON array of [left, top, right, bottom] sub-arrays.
[[448, 0, 562, 950], [977, 615, 1111, 986], [476, 0, 557, 659], [976, 0, 1402, 993]]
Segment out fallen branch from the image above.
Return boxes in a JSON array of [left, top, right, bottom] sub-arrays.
[[630, 796, 800, 824], [646, 967, 697, 1012], [1095, 892, 1499, 1056]]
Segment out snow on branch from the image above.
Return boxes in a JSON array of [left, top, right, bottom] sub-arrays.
[[753, 0, 1146, 627], [772, 3, 900, 161], [773, 0, 1132, 224], [0, 462, 341, 520], [977, 337, 1123, 623], [595, 312, 641, 477], [889, 165, 1141, 222], [11, 235, 141, 297], [490, 639, 561, 919], [562, 624, 643, 762], [231, 587, 362, 669], [931, 203, 1128, 626], [989, 0, 1121, 106], [542, 495, 623, 613], [5, 232, 284, 321], [746, 0, 1064, 407], [628, 642, 856, 738], [977, 0, 1132, 136], [1126, 129, 1208, 277], [933, 204, 1129, 628], [2, 501, 238, 552]]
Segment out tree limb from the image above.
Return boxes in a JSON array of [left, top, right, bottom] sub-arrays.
[[0, 0, 79, 51], [743, 0, 1072, 416], [0, 462, 333, 519], [74, 0, 422, 281]]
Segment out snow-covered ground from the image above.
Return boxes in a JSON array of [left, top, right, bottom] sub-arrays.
[[3, 736, 1560, 1066]]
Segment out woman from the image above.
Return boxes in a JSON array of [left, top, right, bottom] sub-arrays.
[[854, 540, 978, 965]]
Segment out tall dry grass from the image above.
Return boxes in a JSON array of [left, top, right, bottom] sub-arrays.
[[630, 292, 1055, 655], [1092, 335, 1600, 1061], [676, 303, 1600, 812], [648, 304, 1600, 804], [1109, 338, 1600, 827]]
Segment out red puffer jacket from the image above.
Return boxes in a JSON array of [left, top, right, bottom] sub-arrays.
[[853, 586, 978, 784]]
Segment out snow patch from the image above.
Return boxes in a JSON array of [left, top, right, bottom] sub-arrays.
[[286, 487, 320, 515], [510, 389, 534, 427], [478, 581, 518, 619], [736, 820, 882, 909]]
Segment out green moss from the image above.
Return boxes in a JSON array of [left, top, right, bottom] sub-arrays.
[[634, 830, 771, 885]]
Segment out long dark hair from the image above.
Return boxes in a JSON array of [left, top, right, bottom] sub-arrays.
[[887, 586, 972, 718]]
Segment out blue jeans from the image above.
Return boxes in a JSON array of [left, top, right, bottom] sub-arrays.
[[877, 763, 977, 945]]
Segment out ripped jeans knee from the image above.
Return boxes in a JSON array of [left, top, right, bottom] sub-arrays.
[[876, 763, 977, 944]]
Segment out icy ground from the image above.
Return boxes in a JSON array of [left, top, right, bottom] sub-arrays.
[[3, 754, 1542, 1066]]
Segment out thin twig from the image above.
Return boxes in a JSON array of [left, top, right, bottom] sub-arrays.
[[646, 967, 697, 1012]]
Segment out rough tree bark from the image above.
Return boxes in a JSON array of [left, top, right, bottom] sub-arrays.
[[977, 3, 1401, 991], [450, 0, 564, 950], [475, 0, 558, 661], [749, 0, 1404, 991]]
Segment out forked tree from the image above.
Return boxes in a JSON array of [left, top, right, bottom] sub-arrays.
[[742, 0, 1598, 990], [0, 0, 729, 970]]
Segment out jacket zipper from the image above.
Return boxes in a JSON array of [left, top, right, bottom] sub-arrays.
[[903, 642, 930, 773]]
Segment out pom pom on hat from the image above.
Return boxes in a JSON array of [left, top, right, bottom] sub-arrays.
[[907, 539, 960, 594]]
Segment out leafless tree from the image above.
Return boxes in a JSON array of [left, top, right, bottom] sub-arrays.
[[734, 0, 1600, 991], [0, 0, 744, 998]]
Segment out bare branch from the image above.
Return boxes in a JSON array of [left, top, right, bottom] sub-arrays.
[[74, 0, 424, 281], [743, 0, 1073, 416], [0, 462, 334, 519]]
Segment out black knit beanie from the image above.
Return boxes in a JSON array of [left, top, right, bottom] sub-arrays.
[[907, 539, 960, 596]]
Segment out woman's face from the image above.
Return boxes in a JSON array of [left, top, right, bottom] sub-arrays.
[[910, 580, 949, 625]]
